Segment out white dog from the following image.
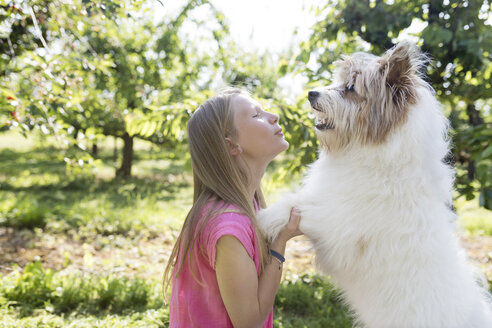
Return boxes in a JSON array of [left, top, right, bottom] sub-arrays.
[[259, 41, 492, 328]]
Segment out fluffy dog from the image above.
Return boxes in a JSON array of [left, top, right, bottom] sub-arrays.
[[258, 41, 492, 327]]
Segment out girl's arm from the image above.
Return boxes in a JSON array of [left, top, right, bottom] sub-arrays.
[[215, 209, 301, 328]]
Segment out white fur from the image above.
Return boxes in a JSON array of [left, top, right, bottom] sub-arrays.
[[259, 62, 492, 327]]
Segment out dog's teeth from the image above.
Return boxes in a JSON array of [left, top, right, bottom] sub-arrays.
[[314, 117, 335, 130]]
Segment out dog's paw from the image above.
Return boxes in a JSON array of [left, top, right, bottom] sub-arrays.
[[257, 208, 287, 244], [257, 197, 295, 243]]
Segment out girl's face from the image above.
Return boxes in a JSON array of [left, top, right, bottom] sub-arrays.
[[231, 94, 289, 162]]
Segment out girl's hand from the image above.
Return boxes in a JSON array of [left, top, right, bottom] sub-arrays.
[[276, 207, 303, 244]]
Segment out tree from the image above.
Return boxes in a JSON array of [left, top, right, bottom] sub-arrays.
[[0, 0, 139, 132], [294, 0, 492, 209], [2, 0, 228, 178]]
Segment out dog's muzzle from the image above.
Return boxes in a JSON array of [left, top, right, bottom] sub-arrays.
[[308, 91, 322, 112]]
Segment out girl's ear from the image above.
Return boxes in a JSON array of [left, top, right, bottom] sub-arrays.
[[225, 137, 242, 156]]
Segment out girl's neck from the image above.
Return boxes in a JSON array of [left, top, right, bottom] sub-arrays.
[[241, 156, 268, 201]]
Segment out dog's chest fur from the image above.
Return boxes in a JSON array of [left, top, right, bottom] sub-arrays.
[[299, 149, 453, 270]]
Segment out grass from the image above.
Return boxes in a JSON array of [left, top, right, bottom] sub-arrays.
[[0, 132, 191, 237], [0, 308, 169, 328], [274, 274, 353, 328], [0, 130, 491, 327], [0, 262, 163, 317], [455, 196, 492, 236], [0, 262, 349, 328]]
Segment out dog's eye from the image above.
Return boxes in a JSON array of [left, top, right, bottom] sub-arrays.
[[345, 84, 355, 92]]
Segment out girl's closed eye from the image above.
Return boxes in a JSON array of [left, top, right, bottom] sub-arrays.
[[253, 112, 261, 118]]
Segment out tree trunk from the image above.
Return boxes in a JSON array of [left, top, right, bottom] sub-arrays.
[[466, 102, 483, 126], [116, 133, 133, 179], [91, 142, 98, 157], [113, 136, 118, 168], [465, 102, 483, 180]]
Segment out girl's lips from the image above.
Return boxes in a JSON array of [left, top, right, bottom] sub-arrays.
[[275, 129, 283, 136]]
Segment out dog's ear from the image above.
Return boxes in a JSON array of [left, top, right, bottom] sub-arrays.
[[381, 41, 421, 83], [379, 41, 423, 108]]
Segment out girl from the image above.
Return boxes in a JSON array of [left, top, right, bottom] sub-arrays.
[[163, 88, 302, 327]]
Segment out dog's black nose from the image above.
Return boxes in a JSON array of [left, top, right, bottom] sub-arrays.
[[308, 91, 320, 102]]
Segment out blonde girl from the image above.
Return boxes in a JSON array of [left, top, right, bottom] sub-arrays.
[[163, 88, 302, 327]]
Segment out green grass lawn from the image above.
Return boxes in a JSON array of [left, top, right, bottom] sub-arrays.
[[455, 196, 492, 236], [0, 130, 490, 327]]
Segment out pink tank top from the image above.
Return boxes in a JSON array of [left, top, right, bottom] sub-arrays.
[[169, 201, 273, 327]]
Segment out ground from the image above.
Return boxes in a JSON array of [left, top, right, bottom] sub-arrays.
[[1, 227, 490, 281]]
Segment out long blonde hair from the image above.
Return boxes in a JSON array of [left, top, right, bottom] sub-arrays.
[[163, 88, 268, 299]]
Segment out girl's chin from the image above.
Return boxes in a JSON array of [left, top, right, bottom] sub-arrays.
[[274, 141, 289, 156], [280, 139, 289, 151]]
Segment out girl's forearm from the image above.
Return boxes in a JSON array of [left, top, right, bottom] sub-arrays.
[[256, 237, 287, 320]]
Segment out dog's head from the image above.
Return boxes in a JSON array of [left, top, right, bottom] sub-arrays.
[[308, 41, 429, 152]]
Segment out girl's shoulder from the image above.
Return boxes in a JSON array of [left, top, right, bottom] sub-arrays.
[[197, 200, 254, 239], [204, 201, 252, 228], [199, 201, 258, 265]]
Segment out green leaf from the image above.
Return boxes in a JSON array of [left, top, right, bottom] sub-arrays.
[[479, 189, 492, 210], [125, 116, 138, 137], [296, 50, 311, 64], [140, 121, 157, 138], [0, 88, 17, 100], [482, 145, 492, 159]]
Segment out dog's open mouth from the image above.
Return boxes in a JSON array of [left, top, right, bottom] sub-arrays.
[[315, 118, 335, 130]]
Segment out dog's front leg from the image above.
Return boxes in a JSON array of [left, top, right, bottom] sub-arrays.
[[257, 193, 297, 244]]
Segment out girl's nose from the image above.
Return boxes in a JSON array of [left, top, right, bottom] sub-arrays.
[[269, 112, 278, 124]]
